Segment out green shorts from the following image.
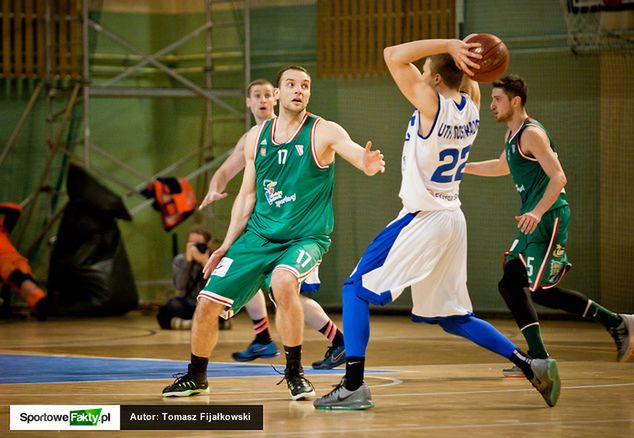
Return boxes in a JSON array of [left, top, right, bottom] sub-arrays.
[[503, 205, 572, 291], [198, 229, 329, 318]]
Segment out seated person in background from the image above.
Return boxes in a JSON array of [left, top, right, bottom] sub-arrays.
[[157, 225, 230, 330], [0, 202, 48, 320]]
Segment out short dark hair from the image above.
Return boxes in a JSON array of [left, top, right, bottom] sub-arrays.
[[429, 54, 463, 90], [246, 79, 273, 97], [188, 224, 211, 243], [492, 74, 527, 106], [276, 65, 310, 87]]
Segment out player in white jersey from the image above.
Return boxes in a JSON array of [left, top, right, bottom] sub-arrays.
[[399, 90, 480, 213], [314, 38, 561, 410]]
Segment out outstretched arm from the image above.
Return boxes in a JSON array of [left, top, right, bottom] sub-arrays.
[[464, 149, 509, 177], [202, 128, 258, 278], [199, 134, 248, 210], [315, 120, 385, 176], [514, 127, 567, 235]]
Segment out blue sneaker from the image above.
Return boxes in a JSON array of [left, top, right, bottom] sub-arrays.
[[312, 345, 346, 369], [232, 341, 279, 362]]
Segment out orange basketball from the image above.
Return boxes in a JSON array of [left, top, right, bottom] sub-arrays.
[[465, 33, 510, 83]]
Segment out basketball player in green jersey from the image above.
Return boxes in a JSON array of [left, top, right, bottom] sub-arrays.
[[464, 75, 634, 375], [162, 65, 385, 400], [199, 78, 347, 369]]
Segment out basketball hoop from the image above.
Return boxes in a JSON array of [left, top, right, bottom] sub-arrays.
[[560, 0, 634, 51]]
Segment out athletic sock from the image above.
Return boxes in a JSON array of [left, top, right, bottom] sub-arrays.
[[190, 353, 208, 378], [344, 357, 365, 391], [283, 345, 302, 374], [521, 323, 549, 359], [508, 349, 534, 379], [252, 316, 273, 345], [318, 320, 344, 347], [584, 300, 622, 329]]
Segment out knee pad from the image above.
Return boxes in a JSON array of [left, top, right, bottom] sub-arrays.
[[497, 260, 538, 328], [498, 262, 526, 303], [497, 278, 511, 301], [500, 259, 529, 289]]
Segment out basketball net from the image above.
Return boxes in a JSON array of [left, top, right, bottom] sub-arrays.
[[559, 0, 634, 51]]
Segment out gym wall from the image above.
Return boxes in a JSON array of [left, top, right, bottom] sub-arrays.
[[1, 0, 631, 313]]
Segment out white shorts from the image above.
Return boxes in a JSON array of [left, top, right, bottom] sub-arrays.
[[348, 207, 473, 318], [301, 267, 320, 292]]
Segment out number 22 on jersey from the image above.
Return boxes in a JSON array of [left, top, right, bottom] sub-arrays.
[[431, 145, 471, 183]]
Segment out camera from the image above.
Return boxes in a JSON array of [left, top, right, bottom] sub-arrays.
[[194, 242, 209, 253]]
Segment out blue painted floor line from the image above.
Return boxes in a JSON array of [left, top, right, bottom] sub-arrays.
[[0, 353, 394, 384]]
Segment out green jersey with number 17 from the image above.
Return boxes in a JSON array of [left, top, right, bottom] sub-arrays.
[[505, 118, 568, 214], [246, 113, 334, 246]]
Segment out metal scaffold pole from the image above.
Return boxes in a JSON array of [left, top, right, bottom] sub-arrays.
[[82, 0, 91, 169]]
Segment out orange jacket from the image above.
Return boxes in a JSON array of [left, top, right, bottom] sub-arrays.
[[0, 203, 32, 284]]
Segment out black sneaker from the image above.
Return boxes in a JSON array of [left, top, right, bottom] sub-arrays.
[[277, 368, 316, 400], [162, 366, 209, 397]]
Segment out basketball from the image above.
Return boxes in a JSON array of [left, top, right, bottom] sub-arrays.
[[464, 33, 510, 83]]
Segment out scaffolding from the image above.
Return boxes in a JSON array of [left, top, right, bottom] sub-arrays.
[[0, 0, 251, 255]]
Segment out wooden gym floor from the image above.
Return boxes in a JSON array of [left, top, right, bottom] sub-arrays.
[[1, 311, 632, 437]]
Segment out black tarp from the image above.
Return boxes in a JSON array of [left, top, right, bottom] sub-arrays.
[[48, 164, 138, 315]]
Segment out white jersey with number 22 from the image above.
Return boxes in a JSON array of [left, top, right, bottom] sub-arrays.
[[399, 92, 480, 213]]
